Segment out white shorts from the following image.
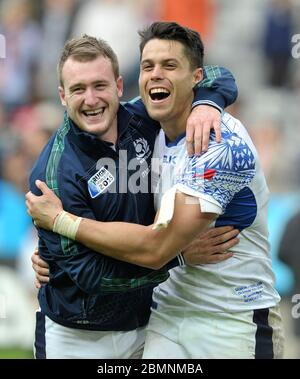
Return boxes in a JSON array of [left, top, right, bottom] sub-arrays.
[[142, 305, 284, 359], [34, 311, 146, 359]]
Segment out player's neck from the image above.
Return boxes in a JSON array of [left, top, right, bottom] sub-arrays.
[[160, 110, 189, 142], [97, 119, 118, 145]]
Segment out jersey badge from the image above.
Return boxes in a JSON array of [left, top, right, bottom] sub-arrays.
[[88, 167, 115, 198], [133, 138, 150, 160]]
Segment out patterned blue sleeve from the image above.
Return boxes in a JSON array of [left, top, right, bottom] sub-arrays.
[[176, 125, 256, 212]]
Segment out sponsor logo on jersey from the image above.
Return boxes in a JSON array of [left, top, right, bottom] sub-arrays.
[[88, 167, 115, 198], [163, 154, 177, 165]]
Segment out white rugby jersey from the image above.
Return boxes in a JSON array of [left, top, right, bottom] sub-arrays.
[[151, 112, 280, 313]]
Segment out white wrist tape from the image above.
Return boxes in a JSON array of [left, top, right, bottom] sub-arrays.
[[53, 210, 82, 240], [152, 186, 177, 231]]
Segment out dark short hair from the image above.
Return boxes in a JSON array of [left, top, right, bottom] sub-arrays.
[[58, 34, 119, 86], [139, 22, 204, 69]]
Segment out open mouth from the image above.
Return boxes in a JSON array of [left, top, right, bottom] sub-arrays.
[[82, 108, 105, 117], [149, 88, 170, 101]]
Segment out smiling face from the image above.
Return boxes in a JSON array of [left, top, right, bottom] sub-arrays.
[[139, 38, 203, 138], [59, 55, 123, 143]]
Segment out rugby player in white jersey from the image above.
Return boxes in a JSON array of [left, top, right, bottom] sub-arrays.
[[26, 22, 284, 358]]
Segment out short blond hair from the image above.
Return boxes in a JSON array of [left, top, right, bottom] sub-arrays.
[[58, 35, 120, 86]]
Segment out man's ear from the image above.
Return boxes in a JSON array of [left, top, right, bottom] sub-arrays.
[[194, 68, 203, 85], [58, 86, 67, 107], [116, 76, 124, 98]]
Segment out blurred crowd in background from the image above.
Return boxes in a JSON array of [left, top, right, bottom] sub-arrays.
[[0, 0, 300, 358]]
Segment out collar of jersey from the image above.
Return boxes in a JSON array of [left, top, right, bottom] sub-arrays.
[[164, 131, 186, 147], [68, 105, 132, 147]]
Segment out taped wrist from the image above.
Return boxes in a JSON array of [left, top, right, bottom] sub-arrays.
[[53, 210, 82, 240]]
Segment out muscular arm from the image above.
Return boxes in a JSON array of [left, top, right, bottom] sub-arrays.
[[26, 183, 216, 270], [75, 192, 216, 269]]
